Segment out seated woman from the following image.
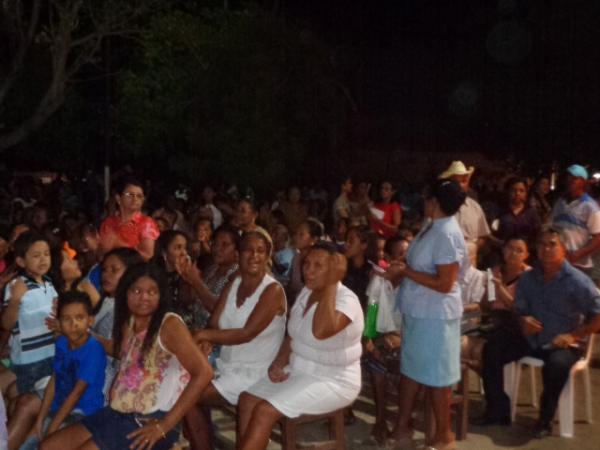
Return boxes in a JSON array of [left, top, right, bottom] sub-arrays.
[[237, 241, 364, 450], [99, 176, 160, 260], [40, 263, 212, 450], [153, 230, 211, 331], [191, 231, 286, 438], [461, 236, 531, 374]]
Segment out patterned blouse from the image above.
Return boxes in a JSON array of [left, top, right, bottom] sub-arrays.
[[110, 313, 190, 414]]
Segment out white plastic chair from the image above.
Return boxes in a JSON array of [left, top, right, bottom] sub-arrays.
[[508, 335, 594, 437]]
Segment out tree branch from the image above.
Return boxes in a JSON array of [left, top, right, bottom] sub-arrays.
[[0, 0, 42, 105]]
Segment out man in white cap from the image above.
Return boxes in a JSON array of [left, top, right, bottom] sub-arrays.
[[439, 161, 491, 250], [551, 164, 600, 273]]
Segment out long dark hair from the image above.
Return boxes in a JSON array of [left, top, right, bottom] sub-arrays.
[[152, 230, 190, 272], [94, 247, 144, 314], [112, 263, 171, 365], [49, 246, 82, 295]]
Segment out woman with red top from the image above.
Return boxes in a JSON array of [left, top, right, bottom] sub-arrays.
[[99, 177, 160, 260], [370, 181, 402, 238]]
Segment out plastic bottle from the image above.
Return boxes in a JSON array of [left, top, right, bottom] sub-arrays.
[[364, 297, 380, 339]]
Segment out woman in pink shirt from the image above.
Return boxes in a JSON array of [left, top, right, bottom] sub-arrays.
[[99, 177, 160, 260], [370, 181, 402, 238]]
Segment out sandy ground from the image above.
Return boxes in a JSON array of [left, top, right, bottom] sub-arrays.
[[212, 343, 600, 450]]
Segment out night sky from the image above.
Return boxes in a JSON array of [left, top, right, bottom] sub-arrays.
[[283, 0, 600, 165]]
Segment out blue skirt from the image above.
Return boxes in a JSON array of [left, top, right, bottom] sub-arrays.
[[400, 316, 461, 387], [81, 407, 179, 450]]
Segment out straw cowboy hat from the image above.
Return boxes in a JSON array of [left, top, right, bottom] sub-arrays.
[[438, 160, 475, 179]]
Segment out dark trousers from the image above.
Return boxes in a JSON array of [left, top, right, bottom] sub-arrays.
[[481, 328, 581, 423]]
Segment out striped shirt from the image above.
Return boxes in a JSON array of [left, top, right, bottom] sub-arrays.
[[3, 275, 57, 365]]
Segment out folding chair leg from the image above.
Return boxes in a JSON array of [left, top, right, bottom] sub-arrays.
[[558, 375, 574, 438], [529, 365, 538, 408], [583, 368, 593, 424]]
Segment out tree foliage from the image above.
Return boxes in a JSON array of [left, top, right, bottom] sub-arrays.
[[118, 8, 354, 190], [0, 0, 167, 151]]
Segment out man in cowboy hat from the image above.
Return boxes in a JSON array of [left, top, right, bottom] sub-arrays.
[[439, 161, 490, 249]]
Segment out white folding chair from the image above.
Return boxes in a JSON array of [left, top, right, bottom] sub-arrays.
[[508, 334, 594, 437]]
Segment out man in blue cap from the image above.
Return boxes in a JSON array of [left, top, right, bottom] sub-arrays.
[[551, 164, 600, 274]]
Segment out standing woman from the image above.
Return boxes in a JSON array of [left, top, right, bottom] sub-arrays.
[[233, 197, 268, 235], [99, 176, 160, 260], [41, 263, 212, 450], [495, 177, 541, 245], [370, 181, 402, 238], [387, 179, 467, 450]]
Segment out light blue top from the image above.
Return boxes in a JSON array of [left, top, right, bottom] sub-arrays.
[[396, 216, 467, 320]]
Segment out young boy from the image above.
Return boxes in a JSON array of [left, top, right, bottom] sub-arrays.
[[1, 231, 57, 448], [1, 231, 57, 394], [25, 291, 106, 449]]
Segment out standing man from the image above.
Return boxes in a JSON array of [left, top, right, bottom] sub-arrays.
[[439, 161, 491, 250], [551, 164, 600, 274], [478, 227, 600, 437]]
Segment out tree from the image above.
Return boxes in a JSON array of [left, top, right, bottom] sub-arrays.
[[0, 0, 166, 151], [118, 8, 355, 191]]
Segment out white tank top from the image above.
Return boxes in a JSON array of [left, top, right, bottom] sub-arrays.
[[217, 274, 286, 370]]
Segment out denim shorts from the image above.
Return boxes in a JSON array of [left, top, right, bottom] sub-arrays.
[[81, 407, 180, 450], [12, 357, 53, 394]]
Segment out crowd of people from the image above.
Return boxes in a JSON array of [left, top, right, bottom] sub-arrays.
[[0, 159, 599, 450]]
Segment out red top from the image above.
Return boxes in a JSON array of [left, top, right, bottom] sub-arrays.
[[99, 212, 160, 249], [371, 202, 401, 238]]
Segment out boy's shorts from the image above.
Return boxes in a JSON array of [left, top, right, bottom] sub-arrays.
[[12, 357, 53, 395]]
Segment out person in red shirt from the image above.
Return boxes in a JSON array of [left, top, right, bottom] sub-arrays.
[[99, 177, 159, 260], [370, 181, 402, 238]]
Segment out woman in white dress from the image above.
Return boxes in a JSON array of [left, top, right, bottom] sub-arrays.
[[237, 241, 364, 450], [192, 231, 286, 443]]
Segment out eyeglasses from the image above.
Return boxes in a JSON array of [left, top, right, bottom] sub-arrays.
[[122, 192, 145, 200]]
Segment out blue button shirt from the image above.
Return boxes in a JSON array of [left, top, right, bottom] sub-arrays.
[[514, 261, 600, 349], [396, 216, 467, 320]]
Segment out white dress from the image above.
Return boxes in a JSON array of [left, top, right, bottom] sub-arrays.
[[247, 283, 364, 418], [212, 274, 286, 404]]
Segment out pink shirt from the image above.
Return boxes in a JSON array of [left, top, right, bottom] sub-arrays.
[[371, 202, 401, 238], [100, 212, 159, 250]]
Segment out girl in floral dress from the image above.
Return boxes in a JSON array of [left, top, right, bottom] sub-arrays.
[[41, 263, 212, 450]]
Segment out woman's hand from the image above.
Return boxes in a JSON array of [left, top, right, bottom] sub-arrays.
[[383, 332, 401, 350], [268, 362, 290, 383], [197, 340, 213, 356], [175, 255, 202, 286], [127, 419, 168, 450], [327, 253, 347, 286], [193, 330, 207, 345], [384, 259, 406, 280]]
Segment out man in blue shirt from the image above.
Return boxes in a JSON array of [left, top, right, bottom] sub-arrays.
[[478, 226, 600, 437]]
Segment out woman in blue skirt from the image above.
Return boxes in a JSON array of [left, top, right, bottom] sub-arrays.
[[387, 179, 467, 450]]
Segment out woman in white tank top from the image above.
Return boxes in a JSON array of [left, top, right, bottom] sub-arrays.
[[190, 231, 286, 445], [238, 241, 364, 450]]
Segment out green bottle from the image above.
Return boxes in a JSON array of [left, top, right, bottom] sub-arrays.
[[364, 299, 380, 339]]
